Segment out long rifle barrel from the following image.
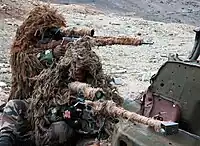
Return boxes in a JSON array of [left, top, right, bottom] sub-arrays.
[[86, 100, 179, 135]]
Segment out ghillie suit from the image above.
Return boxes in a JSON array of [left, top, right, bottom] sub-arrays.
[[8, 4, 123, 145], [28, 37, 123, 145], [9, 5, 66, 101]]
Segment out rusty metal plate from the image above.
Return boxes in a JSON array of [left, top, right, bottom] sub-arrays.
[[149, 55, 200, 136]]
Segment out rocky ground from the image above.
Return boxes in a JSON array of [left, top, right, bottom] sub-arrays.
[[0, 0, 197, 104], [45, 0, 200, 26]]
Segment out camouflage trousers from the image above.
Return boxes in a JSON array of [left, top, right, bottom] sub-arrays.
[[0, 99, 33, 145], [0, 100, 74, 146]]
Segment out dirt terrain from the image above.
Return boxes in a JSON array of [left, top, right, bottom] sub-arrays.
[[0, 0, 197, 104], [44, 0, 200, 26]]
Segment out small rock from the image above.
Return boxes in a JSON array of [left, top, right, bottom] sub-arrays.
[[109, 22, 120, 25], [0, 82, 7, 87], [141, 74, 149, 82], [137, 32, 142, 36], [122, 96, 140, 112], [149, 59, 157, 63], [0, 91, 9, 102], [7, 22, 13, 26], [4, 64, 10, 68], [139, 90, 145, 94], [13, 23, 19, 27], [141, 71, 157, 82], [149, 57, 157, 63], [110, 81, 115, 85], [0, 64, 4, 68], [4, 87, 10, 91], [113, 77, 124, 85], [161, 54, 168, 57], [0, 4, 8, 10], [0, 68, 10, 73], [178, 43, 185, 46], [111, 69, 127, 74]]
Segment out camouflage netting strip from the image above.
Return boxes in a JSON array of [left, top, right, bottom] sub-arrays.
[[29, 38, 124, 146], [86, 100, 162, 132], [9, 5, 67, 100]]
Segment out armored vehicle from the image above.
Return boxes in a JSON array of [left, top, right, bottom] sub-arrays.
[[112, 28, 200, 146]]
